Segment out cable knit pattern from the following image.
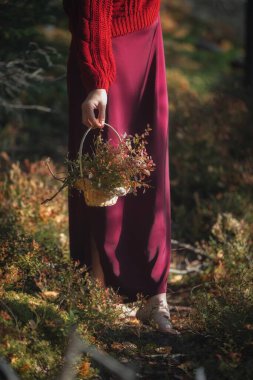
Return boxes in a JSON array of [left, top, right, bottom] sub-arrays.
[[63, 0, 160, 93]]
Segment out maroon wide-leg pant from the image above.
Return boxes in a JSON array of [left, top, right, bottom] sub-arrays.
[[66, 15, 171, 303]]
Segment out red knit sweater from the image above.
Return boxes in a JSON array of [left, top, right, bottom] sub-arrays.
[[63, 0, 160, 93]]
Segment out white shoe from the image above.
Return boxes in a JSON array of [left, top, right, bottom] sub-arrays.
[[136, 294, 180, 334]]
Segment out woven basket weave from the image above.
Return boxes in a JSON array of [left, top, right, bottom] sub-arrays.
[[74, 123, 129, 207]]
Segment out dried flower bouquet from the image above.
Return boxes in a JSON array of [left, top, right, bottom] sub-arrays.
[[42, 124, 156, 207]]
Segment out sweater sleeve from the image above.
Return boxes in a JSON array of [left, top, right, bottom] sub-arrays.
[[64, 0, 116, 93]]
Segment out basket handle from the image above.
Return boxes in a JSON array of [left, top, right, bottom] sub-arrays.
[[78, 122, 122, 179]]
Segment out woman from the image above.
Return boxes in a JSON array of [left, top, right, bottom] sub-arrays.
[[63, 0, 177, 334]]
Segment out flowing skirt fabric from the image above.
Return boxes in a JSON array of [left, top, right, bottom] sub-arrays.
[[66, 15, 171, 303]]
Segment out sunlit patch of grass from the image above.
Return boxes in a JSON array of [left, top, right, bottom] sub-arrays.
[[167, 67, 197, 97], [161, 2, 243, 95]]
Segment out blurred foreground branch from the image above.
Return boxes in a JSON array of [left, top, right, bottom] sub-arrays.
[[0, 357, 19, 380], [58, 324, 136, 380]]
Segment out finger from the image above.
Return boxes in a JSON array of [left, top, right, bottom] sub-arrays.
[[82, 105, 91, 127], [98, 102, 106, 127], [82, 103, 97, 128], [86, 118, 93, 127], [86, 105, 102, 128]]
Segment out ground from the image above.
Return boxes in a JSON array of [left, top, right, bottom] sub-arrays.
[[0, 1, 253, 379]]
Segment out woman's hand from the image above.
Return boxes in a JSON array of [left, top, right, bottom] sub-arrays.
[[81, 89, 107, 129]]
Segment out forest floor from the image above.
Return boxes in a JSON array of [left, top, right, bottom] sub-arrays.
[[0, 1, 253, 379]]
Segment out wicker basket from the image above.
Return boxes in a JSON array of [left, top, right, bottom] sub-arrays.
[[74, 123, 130, 207]]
